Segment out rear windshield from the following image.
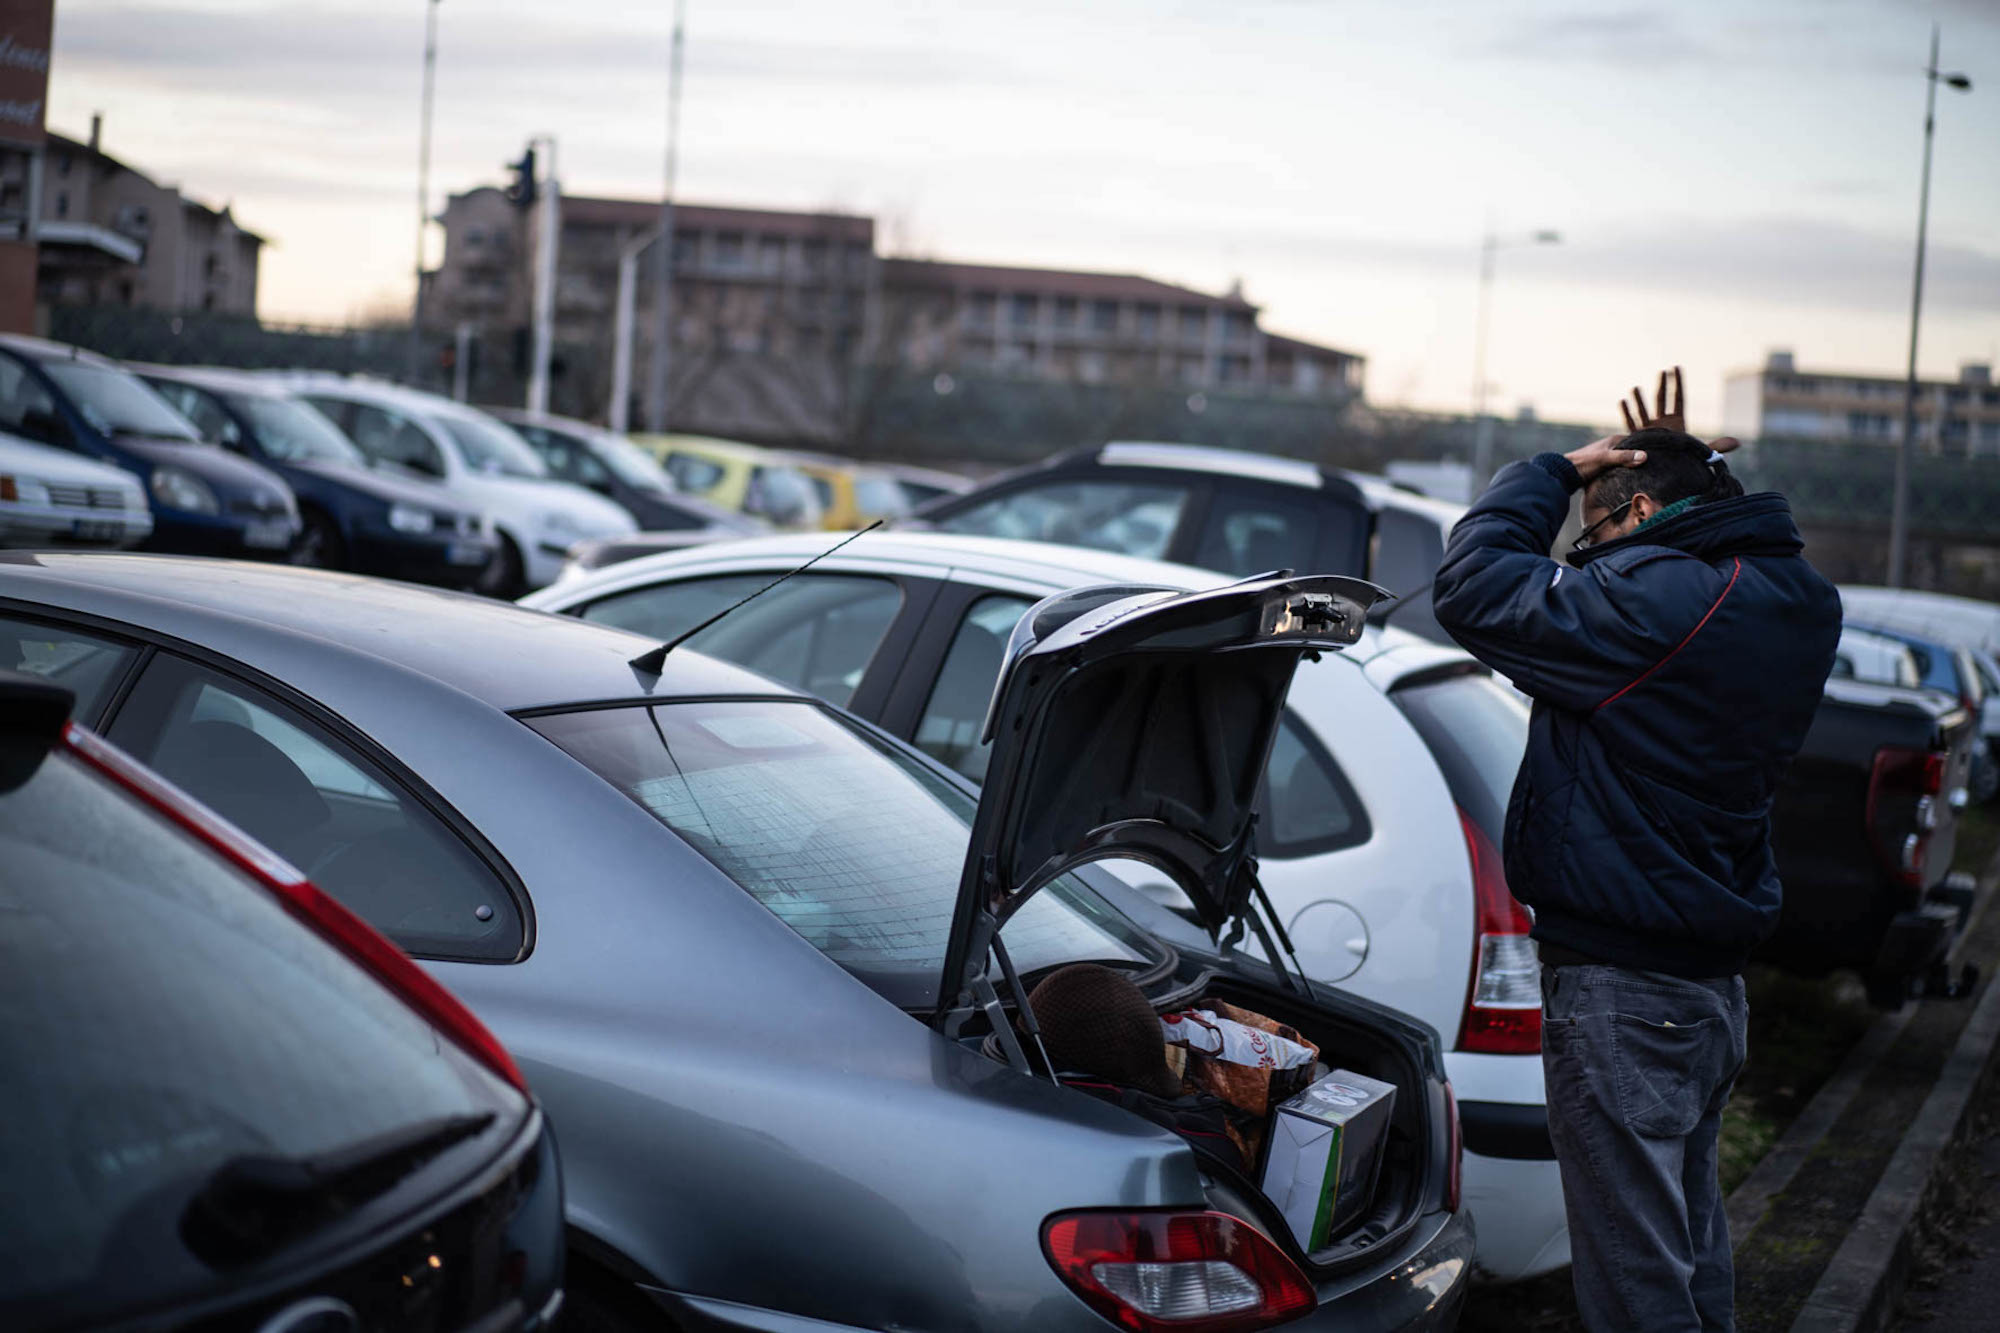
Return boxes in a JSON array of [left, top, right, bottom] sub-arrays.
[[1390, 670, 1528, 843], [527, 699, 1152, 1006], [0, 749, 523, 1327]]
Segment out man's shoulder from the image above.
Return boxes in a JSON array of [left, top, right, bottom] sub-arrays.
[[1584, 542, 1711, 581]]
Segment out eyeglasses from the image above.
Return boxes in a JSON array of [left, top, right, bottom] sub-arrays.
[[1571, 498, 1635, 553]]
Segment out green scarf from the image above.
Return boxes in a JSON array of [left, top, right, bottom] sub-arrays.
[[1634, 495, 1700, 534]]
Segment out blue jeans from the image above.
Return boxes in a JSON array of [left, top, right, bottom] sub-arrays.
[[1541, 963, 1749, 1333]]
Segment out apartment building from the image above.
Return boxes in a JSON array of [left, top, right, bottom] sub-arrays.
[[877, 258, 1362, 399], [34, 120, 263, 315], [1724, 350, 2000, 456]]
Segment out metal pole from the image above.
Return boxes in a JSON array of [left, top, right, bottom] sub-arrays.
[[645, 0, 686, 434], [1470, 230, 1496, 483], [452, 321, 472, 402], [407, 0, 440, 383], [527, 138, 559, 415], [1888, 25, 1943, 590], [610, 236, 641, 431]]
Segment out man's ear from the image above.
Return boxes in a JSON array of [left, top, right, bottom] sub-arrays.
[[1629, 492, 1658, 525]]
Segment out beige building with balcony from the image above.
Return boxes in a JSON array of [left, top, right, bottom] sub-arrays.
[[35, 120, 262, 315], [1724, 349, 2000, 456]]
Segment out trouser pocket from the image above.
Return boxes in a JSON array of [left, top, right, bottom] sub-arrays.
[[1611, 1013, 1727, 1138]]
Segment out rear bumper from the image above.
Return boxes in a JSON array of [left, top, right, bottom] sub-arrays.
[[1871, 902, 1960, 982]]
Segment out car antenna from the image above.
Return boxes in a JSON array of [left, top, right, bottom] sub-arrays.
[[628, 520, 884, 675]]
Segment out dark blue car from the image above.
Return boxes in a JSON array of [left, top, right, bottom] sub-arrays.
[[138, 366, 497, 589], [0, 335, 299, 558]]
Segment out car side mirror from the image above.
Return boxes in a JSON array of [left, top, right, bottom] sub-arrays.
[[19, 407, 69, 447]]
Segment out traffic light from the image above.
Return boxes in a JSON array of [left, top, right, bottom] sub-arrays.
[[505, 147, 538, 208]]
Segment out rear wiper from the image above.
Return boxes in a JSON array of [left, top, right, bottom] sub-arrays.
[[181, 1112, 496, 1267]]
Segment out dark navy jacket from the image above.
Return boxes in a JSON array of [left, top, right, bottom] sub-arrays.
[[1432, 455, 1842, 978]]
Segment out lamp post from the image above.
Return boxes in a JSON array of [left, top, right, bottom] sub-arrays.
[[1887, 24, 1973, 589], [406, 0, 442, 383], [1470, 226, 1560, 484], [644, 0, 687, 434]]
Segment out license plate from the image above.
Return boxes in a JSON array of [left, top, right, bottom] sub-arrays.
[[72, 518, 126, 541], [244, 519, 294, 549], [447, 540, 489, 566]]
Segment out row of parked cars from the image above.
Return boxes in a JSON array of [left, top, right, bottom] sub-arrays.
[[12, 400, 1997, 1329], [0, 333, 964, 598]]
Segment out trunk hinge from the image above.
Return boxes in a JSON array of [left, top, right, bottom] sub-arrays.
[[944, 856, 1058, 1082], [1219, 816, 1318, 1001]]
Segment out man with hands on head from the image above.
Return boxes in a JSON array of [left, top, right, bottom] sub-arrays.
[[1432, 369, 1842, 1333]]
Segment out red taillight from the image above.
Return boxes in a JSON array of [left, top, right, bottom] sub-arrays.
[[65, 723, 530, 1095], [1443, 1083, 1463, 1214], [1866, 745, 1945, 892], [1455, 809, 1541, 1055], [1042, 1210, 1315, 1333]]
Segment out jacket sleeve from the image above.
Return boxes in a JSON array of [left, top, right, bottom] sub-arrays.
[[1432, 455, 1719, 710]]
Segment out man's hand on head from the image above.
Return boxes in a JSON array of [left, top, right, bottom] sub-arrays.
[[1621, 367, 1686, 434], [1565, 435, 1649, 482]]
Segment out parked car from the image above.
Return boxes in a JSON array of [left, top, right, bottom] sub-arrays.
[[523, 528, 1567, 1282], [490, 408, 708, 530], [1847, 621, 1994, 803], [0, 668, 563, 1331], [1759, 674, 1980, 1006], [908, 441, 1468, 644], [882, 461, 975, 507], [0, 552, 1473, 1332], [0, 429, 152, 548], [277, 377, 634, 595], [631, 432, 826, 529], [0, 335, 299, 557], [1839, 585, 2000, 658], [774, 448, 914, 529], [1830, 626, 1923, 689], [553, 509, 773, 581], [137, 366, 497, 587]]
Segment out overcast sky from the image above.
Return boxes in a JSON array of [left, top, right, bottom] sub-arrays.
[[48, 0, 2000, 430]]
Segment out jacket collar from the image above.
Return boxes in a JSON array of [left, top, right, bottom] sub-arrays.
[[1567, 491, 1803, 569]]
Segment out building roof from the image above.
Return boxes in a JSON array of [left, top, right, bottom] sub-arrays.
[[1263, 331, 1364, 364], [880, 258, 1257, 311], [46, 131, 267, 245], [556, 194, 874, 244]]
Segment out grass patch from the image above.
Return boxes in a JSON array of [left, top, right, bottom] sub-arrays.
[[1956, 804, 2000, 878], [1719, 967, 1876, 1194]]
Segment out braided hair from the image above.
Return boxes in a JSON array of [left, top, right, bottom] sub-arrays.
[[1586, 427, 1744, 516]]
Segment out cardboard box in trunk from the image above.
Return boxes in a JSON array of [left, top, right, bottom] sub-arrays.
[[1259, 1069, 1398, 1250]]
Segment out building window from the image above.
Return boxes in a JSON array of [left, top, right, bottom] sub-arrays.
[[1135, 303, 1161, 338], [1053, 296, 1078, 329], [1009, 293, 1037, 327], [53, 192, 65, 218], [1091, 299, 1118, 333], [968, 291, 997, 324], [1178, 305, 1207, 342], [55, 153, 70, 177], [714, 231, 746, 268]]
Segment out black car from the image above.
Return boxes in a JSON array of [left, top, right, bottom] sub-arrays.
[[492, 409, 753, 536], [0, 668, 564, 1331], [910, 441, 1467, 643], [0, 335, 301, 557], [139, 366, 497, 588]]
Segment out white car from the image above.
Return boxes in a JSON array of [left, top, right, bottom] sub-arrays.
[[0, 431, 152, 549], [521, 529, 1568, 1282], [266, 377, 635, 595], [1831, 626, 1923, 689]]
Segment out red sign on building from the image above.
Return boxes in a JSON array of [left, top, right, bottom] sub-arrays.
[[0, 0, 52, 333]]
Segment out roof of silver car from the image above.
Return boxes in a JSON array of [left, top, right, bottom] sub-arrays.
[[0, 552, 794, 711]]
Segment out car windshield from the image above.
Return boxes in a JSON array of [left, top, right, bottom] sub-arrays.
[[593, 431, 676, 490], [853, 474, 913, 520], [438, 414, 547, 478], [526, 698, 1153, 1006], [42, 363, 200, 440], [230, 394, 365, 466]]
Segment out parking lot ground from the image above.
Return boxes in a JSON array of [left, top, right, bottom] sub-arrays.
[[1461, 811, 2000, 1332]]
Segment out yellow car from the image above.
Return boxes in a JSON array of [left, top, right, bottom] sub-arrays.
[[772, 450, 914, 531], [631, 435, 825, 530]]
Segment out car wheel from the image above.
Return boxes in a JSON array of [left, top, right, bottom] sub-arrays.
[[474, 534, 524, 599], [289, 509, 345, 569]]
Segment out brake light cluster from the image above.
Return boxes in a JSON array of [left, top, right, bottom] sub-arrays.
[[1455, 809, 1541, 1055], [65, 722, 530, 1094], [1866, 744, 1949, 894], [1042, 1210, 1315, 1332]]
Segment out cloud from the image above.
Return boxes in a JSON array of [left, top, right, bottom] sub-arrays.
[[1476, 9, 1720, 65]]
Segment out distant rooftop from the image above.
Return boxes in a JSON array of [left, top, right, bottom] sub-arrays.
[[881, 257, 1257, 311]]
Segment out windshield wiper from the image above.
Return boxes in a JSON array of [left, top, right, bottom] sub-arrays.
[[180, 1112, 495, 1267]]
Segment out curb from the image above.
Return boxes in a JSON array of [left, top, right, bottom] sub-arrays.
[[1788, 884, 2000, 1332]]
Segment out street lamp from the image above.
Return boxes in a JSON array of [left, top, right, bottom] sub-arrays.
[[406, 0, 442, 383], [644, 0, 687, 435], [1470, 226, 1561, 483], [1887, 24, 1973, 589]]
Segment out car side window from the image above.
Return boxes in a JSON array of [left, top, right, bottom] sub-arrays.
[[0, 615, 138, 726], [152, 383, 239, 448], [106, 655, 522, 961], [914, 594, 1034, 781], [664, 451, 726, 494], [935, 479, 1189, 560], [1373, 507, 1445, 594], [578, 572, 902, 707], [1192, 488, 1324, 577], [0, 354, 62, 446], [347, 404, 446, 477], [1258, 711, 1369, 858]]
